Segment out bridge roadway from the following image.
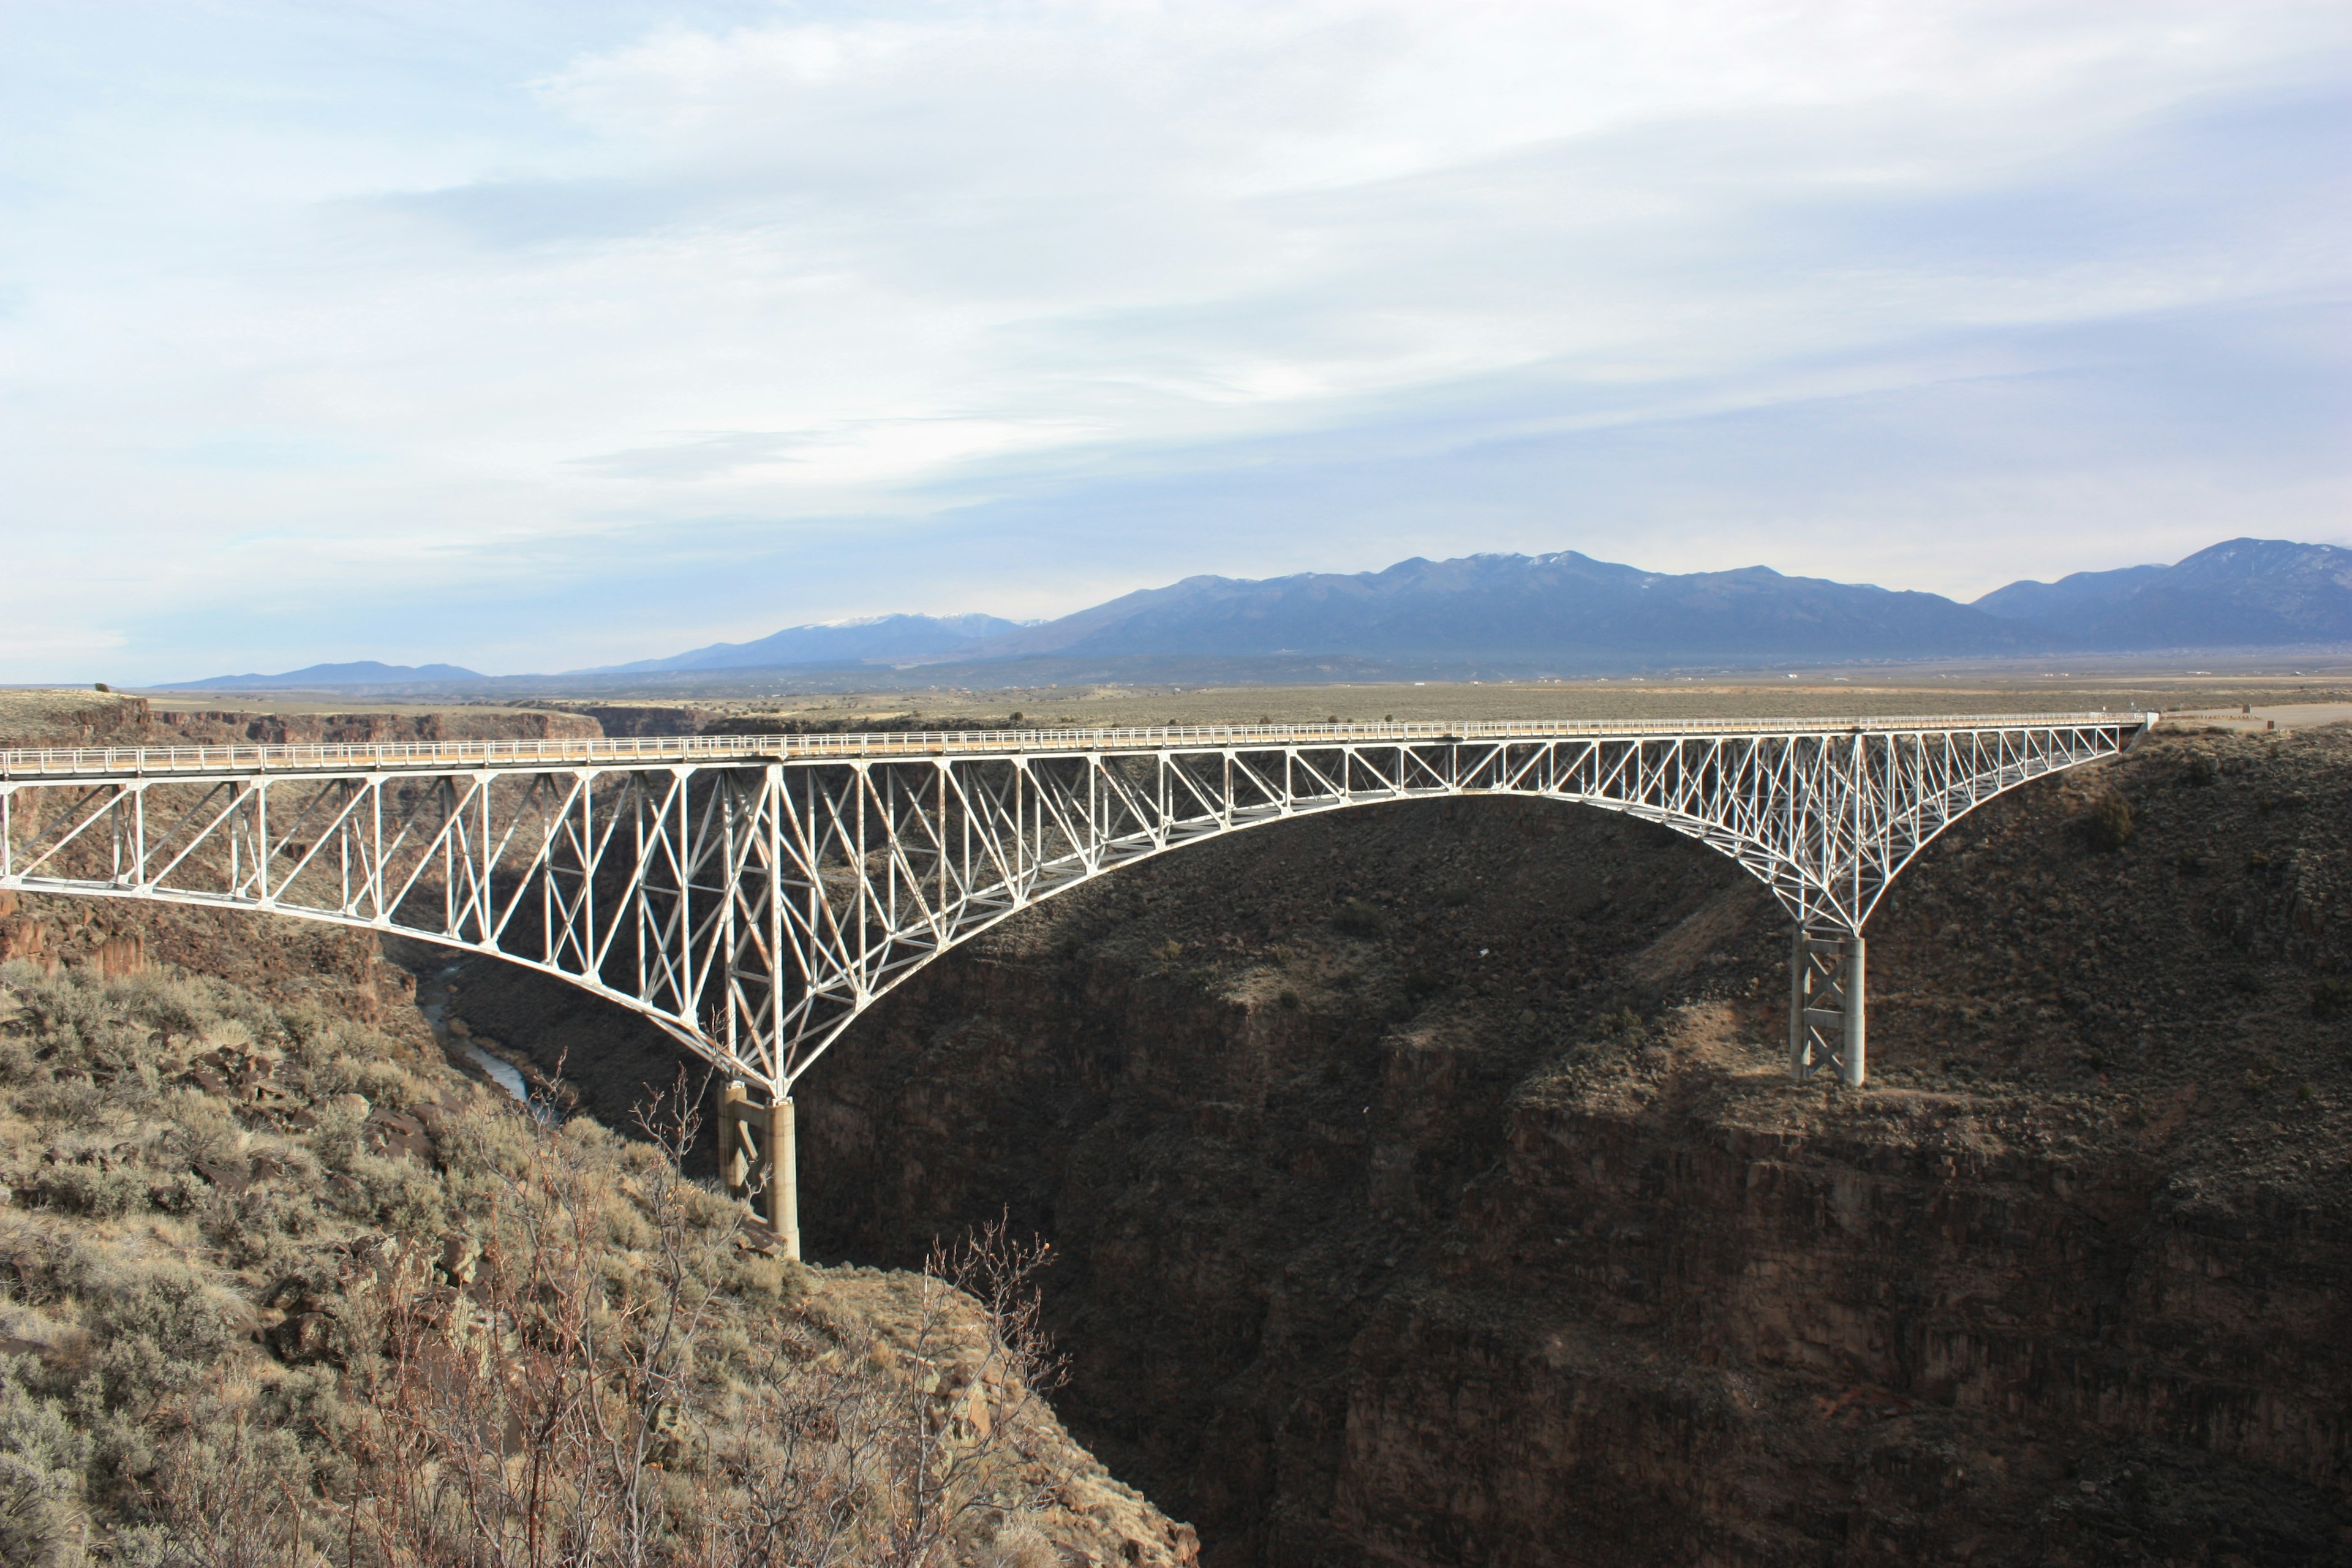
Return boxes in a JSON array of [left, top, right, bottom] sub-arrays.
[[2, 710, 2155, 1257], [0, 711, 2133, 778]]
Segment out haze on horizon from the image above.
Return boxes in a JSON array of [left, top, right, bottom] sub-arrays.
[[2, 1, 2346, 685]]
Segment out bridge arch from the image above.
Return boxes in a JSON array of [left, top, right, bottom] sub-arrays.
[[752, 775, 1753, 1062], [2, 714, 2152, 1117]]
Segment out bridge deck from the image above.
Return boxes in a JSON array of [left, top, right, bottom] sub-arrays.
[[1, 711, 2148, 780]]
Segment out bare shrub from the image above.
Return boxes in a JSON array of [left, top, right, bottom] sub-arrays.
[[124, 1397, 314, 1568], [333, 1076, 1061, 1567], [0, 967, 1086, 1566], [2083, 792, 2135, 853], [0, 1355, 88, 1568], [692, 1215, 1063, 1568], [86, 1264, 242, 1415], [26, 1159, 143, 1218]]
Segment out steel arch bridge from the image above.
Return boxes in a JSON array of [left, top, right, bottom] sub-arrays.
[[4, 714, 2149, 1096]]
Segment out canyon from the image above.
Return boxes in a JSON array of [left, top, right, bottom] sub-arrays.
[[6, 693, 2348, 1563], [450, 716, 2351, 1566], [0, 696, 1197, 1565]]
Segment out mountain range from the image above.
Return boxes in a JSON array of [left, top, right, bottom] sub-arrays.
[[160, 660, 487, 692], [158, 537, 2352, 692], [587, 613, 1030, 673], [956, 552, 2039, 665], [1970, 537, 2352, 649]]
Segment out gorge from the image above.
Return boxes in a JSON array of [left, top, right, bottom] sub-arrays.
[[449, 714, 2352, 1566], [3, 691, 2346, 1564]]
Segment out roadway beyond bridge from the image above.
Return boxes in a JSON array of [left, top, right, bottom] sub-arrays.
[[1, 712, 2155, 1256]]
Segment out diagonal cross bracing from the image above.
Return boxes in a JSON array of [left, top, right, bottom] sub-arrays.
[[1, 713, 2152, 1095]]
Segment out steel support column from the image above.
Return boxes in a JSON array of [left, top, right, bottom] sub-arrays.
[[718, 1085, 797, 1257], [1790, 925, 1864, 1087], [1844, 936, 1866, 1088], [769, 1096, 799, 1262], [719, 1079, 747, 1190]]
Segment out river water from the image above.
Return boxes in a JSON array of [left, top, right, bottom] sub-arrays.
[[418, 960, 542, 1114]]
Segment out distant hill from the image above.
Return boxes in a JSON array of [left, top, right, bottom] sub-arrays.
[[156, 537, 2352, 693], [1975, 538, 2352, 649], [1970, 564, 2170, 625], [157, 660, 485, 692], [951, 551, 2047, 668], [589, 613, 1028, 673]]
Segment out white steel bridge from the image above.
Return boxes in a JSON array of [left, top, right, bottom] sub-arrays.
[[2, 712, 2152, 1248]]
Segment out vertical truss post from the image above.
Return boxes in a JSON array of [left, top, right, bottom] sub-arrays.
[[715, 1085, 798, 1258], [1844, 936, 1866, 1087], [769, 1096, 800, 1261], [1790, 924, 1866, 1087], [719, 1079, 748, 1193]]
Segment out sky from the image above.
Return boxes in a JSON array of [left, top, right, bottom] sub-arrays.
[[2, 1, 2346, 683]]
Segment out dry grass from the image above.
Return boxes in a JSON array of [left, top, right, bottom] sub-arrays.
[[0, 962, 1196, 1567], [0, 690, 153, 747]]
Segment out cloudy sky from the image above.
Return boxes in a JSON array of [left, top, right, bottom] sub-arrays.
[[3, 1, 2346, 682]]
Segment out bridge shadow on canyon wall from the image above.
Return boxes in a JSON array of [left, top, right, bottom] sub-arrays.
[[448, 728, 2352, 1568]]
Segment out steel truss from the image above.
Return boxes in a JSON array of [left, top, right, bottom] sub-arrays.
[[1, 713, 2152, 1096]]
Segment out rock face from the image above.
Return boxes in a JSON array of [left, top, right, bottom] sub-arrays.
[[0, 690, 158, 747], [145, 707, 600, 745], [0, 703, 1205, 1568], [564, 704, 710, 737], [93, 931, 145, 979], [423, 725, 2352, 1565], [782, 726, 2351, 1566], [0, 703, 600, 1014], [1329, 1087, 2348, 1564], [0, 694, 601, 751]]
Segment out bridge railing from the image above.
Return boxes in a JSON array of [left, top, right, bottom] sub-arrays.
[[0, 712, 2149, 780]]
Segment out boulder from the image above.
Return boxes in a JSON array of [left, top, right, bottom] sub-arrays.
[[0, 918, 47, 963], [435, 1231, 481, 1287], [194, 1160, 252, 1197], [363, 1108, 434, 1164]]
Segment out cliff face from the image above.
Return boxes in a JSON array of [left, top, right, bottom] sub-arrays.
[[0, 703, 597, 1012], [145, 707, 601, 745], [1334, 1073, 2348, 1565], [780, 726, 2350, 1566], [0, 705, 1200, 1567], [0, 690, 160, 747], [0, 692, 601, 750], [429, 725, 2352, 1564]]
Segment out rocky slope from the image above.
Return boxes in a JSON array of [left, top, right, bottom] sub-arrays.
[[0, 689, 605, 749], [460, 724, 2352, 1566], [0, 700, 1197, 1566], [0, 941, 1195, 1564]]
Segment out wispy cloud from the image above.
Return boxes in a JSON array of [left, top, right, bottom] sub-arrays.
[[568, 431, 812, 481], [0, 1, 2344, 680]]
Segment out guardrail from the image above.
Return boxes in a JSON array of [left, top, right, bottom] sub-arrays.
[[0, 712, 2152, 780]]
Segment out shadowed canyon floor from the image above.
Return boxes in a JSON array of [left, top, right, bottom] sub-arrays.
[[448, 723, 2352, 1566]]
